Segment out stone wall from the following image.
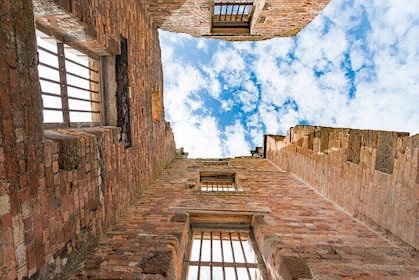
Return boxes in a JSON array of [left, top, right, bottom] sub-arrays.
[[152, 0, 331, 41], [0, 0, 176, 279], [75, 158, 418, 279], [265, 125, 419, 251]]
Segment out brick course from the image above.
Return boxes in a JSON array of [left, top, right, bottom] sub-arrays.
[[76, 158, 418, 279], [1, 0, 416, 279], [265, 126, 419, 251], [1, 0, 175, 279]]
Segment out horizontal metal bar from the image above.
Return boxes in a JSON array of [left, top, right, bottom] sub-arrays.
[[188, 261, 258, 268], [41, 91, 61, 98], [39, 62, 59, 72], [38, 45, 58, 57], [65, 56, 99, 73], [43, 107, 63, 111], [69, 108, 101, 114], [40, 77, 61, 85], [68, 95, 100, 103], [66, 71, 99, 84], [67, 83, 99, 94]]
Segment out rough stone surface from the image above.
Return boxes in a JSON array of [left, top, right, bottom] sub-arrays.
[[75, 158, 418, 279], [265, 125, 419, 251], [0, 0, 175, 279], [1, 0, 417, 279]]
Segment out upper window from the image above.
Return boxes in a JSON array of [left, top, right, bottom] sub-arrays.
[[36, 29, 101, 126], [200, 171, 237, 192], [212, 0, 254, 34]]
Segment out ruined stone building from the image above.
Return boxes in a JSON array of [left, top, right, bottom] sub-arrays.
[[0, 0, 418, 279]]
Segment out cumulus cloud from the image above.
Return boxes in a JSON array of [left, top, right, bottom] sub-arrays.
[[159, 0, 419, 158]]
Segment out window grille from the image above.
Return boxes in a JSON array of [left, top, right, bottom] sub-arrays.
[[200, 172, 237, 192], [36, 29, 101, 125], [212, 1, 254, 34], [185, 229, 264, 280]]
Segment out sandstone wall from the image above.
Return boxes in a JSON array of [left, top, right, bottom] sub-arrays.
[[0, 0, 176, 279], [153, 0, 331, 41], [76, 158, 418, 279], [265, 125, 419, 251]]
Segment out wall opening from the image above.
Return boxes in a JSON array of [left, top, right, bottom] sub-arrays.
[[183, 214, 267, 280], [199, 171, 238, 192], [211, 0, 254, 34], [36, 28, 102, 127], [115, 36, 131, 147]]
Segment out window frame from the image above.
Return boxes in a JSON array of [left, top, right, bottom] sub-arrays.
[[211, 0, 255, 35], [199, 171, 243, 192], [182, 215, 267, 280], [36, 26, 103, 128]]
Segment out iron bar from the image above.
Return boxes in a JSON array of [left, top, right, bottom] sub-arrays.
[[67, 83, 99, 94], [38, 45, 58, 56], [66, 71, 99, 84], [229, 232, 239, 280], [65, 56, 99, 73], [57, 42, 70, 124], [238, 232, 253, 280], [38, 62, 59, 72]]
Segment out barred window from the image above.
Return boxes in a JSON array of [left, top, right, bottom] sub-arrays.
[[200, 172, 237, 192], [212, 1, 254, 34], [36, 29, 101, 126], [184, 221, 266, 280]]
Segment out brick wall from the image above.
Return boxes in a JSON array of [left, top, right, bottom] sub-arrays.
[[0, 0, 176, 279], [145, 0, 331, 41], [265, 125, 419, 251], [76, 158, 418, 279]]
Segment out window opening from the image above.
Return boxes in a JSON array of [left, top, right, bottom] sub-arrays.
[[212, 1, 254, 34], [185, 224, 265, 280], [36, 29, 101, 125], [200, 172, 237, 192], [115, 36, 131, 147]]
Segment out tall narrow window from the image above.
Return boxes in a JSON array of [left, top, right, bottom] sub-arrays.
[[36, 29, 101, 126], [212, 1, 254, 34], [185, 225, 265, 280], [115, 36, 131, 147]]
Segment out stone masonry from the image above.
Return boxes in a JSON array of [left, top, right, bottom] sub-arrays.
[[1, 0, 418, 279], [1, 0, 175, 279], [75, 158, 418, 279], [265, 126, 419, 252]]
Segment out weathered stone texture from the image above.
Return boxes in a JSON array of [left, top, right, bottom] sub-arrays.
[[0, 0, 175, 279], [76, 158, 418, 279], [265, 125, 419, 251], [144, 0, 332, 41]]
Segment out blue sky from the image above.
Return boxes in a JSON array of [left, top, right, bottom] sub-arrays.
[[159, 0, 419, 158]]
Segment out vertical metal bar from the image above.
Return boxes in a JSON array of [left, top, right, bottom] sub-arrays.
[[57, 42, 70, 125], [220, 232, 226, 280], [235, 2, 240, 20], [198, 231, 204, 280], [240, 4, 246, 20], [238, 232, 252, 280], [210, 232, 213, 280], [229, 232, 239, 280]]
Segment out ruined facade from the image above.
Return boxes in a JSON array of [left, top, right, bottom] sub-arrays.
[[0, 0, 418, 280]]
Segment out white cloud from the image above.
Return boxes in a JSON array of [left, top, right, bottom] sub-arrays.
[[223, 121, 251, 157], [160, 0, 419, 158]]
